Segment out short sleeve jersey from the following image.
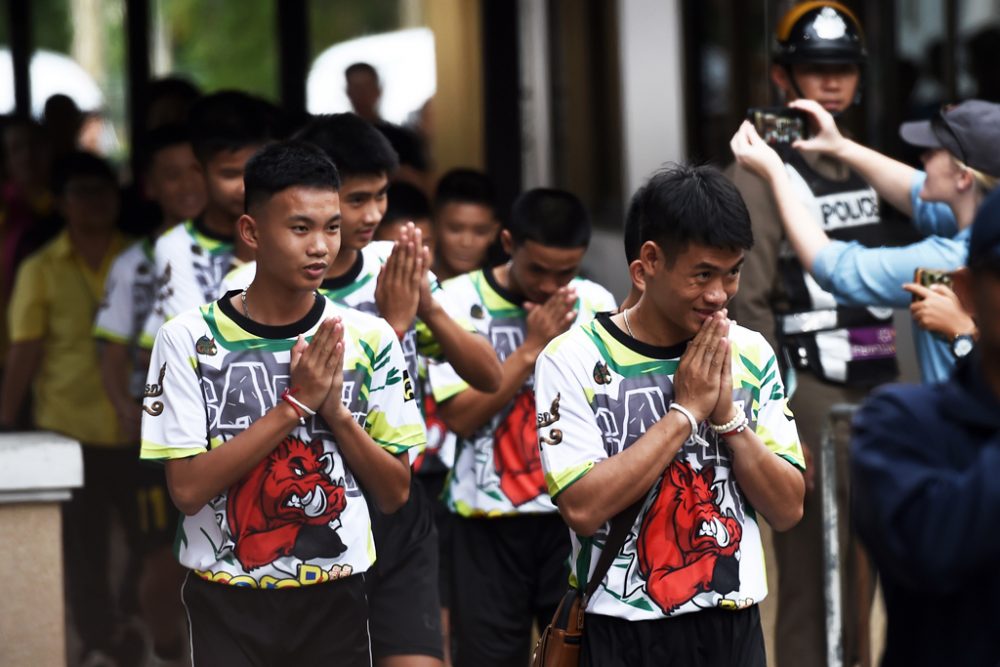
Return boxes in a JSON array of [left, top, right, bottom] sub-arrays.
[[535, 313, 804, 620], [429, 269, 617, 517], [219, 259, 256, 294], [140, 220, 234, 347], [215, 244, 474, 466], [93, 238, 157, 398], [139, 294, 426, 588]]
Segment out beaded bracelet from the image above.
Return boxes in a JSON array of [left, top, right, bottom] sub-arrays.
[[709, 409, 744, 434]]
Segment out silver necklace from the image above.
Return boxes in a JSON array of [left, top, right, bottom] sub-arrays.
[[241, 287, 250, 318], [622, 306, 635, 338]]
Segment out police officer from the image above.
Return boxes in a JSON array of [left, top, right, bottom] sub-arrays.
[[727, 3, 890, 665]]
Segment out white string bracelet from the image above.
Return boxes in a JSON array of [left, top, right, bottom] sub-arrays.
[[281, 387, 317, 426], [668, 402, 711, 448], [284, 394, 317, 417]]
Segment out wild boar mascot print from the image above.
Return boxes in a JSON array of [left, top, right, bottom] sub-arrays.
[[226, 436, 348, 570], [637, 460, 742, 614]]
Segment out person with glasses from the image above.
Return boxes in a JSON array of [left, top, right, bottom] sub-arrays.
[[731, 98, 1000, 384]]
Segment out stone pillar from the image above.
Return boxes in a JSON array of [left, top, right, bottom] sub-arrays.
[[0, 433, 83, 667]]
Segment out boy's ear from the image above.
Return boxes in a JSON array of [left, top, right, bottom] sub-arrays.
[[628, 258, 646, 294], [238, 214, 259, 251], [639, 240, 661, 275], [500, 229, 514, 256]]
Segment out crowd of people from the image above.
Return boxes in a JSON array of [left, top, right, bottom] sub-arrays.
[[0, 2, 998, 667]]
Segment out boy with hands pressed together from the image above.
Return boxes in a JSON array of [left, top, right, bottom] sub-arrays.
[[141, 141, 423, 665], [537, 166, 804, 667]]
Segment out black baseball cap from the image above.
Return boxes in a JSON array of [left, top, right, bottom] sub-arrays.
[[968, 188, 1000, 271], [899, 100, 1000, 177]]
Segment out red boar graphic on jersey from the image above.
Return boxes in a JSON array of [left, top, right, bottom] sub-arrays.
[[494, 389, 546, 506], [226, 436, 347, 571], [637, 461, 742, 614]]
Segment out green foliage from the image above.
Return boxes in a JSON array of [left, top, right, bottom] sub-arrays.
[[309, 0, 400, 59], [164, 0, 278, 100]]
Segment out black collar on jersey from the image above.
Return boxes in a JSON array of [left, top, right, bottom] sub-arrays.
[[484, 265, 525, 306], [217, 289, 325, 339], [320, 250, 364, 291], [192, 216, 235, 243], [596, 311, 690, 360]]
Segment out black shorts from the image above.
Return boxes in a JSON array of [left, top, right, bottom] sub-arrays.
[[450, 513, 570, 667], [581, 606, 766, 667], [134, 460, 181, 553], [416, 469, 453, 606], [366, 475, 444, 660], [181, 571, 371, 666]]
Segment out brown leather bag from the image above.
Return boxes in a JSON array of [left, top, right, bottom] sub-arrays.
[[531, 499, 644, 667]]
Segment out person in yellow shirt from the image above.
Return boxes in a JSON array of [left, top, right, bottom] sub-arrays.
[[0, 151, 133, 666]]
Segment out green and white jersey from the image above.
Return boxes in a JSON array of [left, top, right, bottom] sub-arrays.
[[140, 220, 234, 348], [535, 313, 804, 621], [93, 238, 156, 398], [140, 294, 425, 588], [220, 259, 256, 294], [429, 269, 616, 517]]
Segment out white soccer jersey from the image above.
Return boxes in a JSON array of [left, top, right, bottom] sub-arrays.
[[140, 220, 234, 348], [535, 313, 804, 620], [428, 269, 617, 517], [140, 294, 425, 588], [220, 243, 475, 466], [94, 238, 157, 398]]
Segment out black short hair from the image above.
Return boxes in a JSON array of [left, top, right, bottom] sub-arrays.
[[384, 182, 431, 226], [139, 123, 192, 174], [51, 151, 117, 195], [435, 168, 496, 213], [148, 77, 201, 106], [294, 113, 399, 179], [508, 188, 590, 248], [188, 91, 274, 163], [623, 185, 644, 264], [243, 141, 340, 214], [345, 62, 379, 82], [638, 165, 753, 261]]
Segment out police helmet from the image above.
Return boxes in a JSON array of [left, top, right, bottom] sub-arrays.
[[774, 2, 866, 65]]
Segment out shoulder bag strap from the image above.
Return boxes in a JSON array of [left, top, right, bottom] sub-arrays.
[[582, 497, 645, 605]]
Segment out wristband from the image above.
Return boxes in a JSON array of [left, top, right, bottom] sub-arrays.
[[709, 409, 743, 434], [668, 402, 697, 436], [668, 402, 710, 448], [721, 413, 749, 438], [281, 387, 316, 426]]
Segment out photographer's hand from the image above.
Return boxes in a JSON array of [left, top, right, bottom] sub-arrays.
[[789, 99, 849, 157], [904, 282, 976, 341], [730, 121, 788, 185]]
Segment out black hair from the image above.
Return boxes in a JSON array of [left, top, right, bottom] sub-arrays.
[[638, 164, 753, 260], [623, 185, 644, 264], [188, 91, 274, 163], [345, 62, 379, 82], [51, 151, 117, 195], [294, 113, 399, 178], [508, 188, 590, 248], [383, 182, 432, 226], [148, 77, 201, 106], [138, 123, 192, 174], [435, 168, 496, 213], [243, 140, 340, 214]]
